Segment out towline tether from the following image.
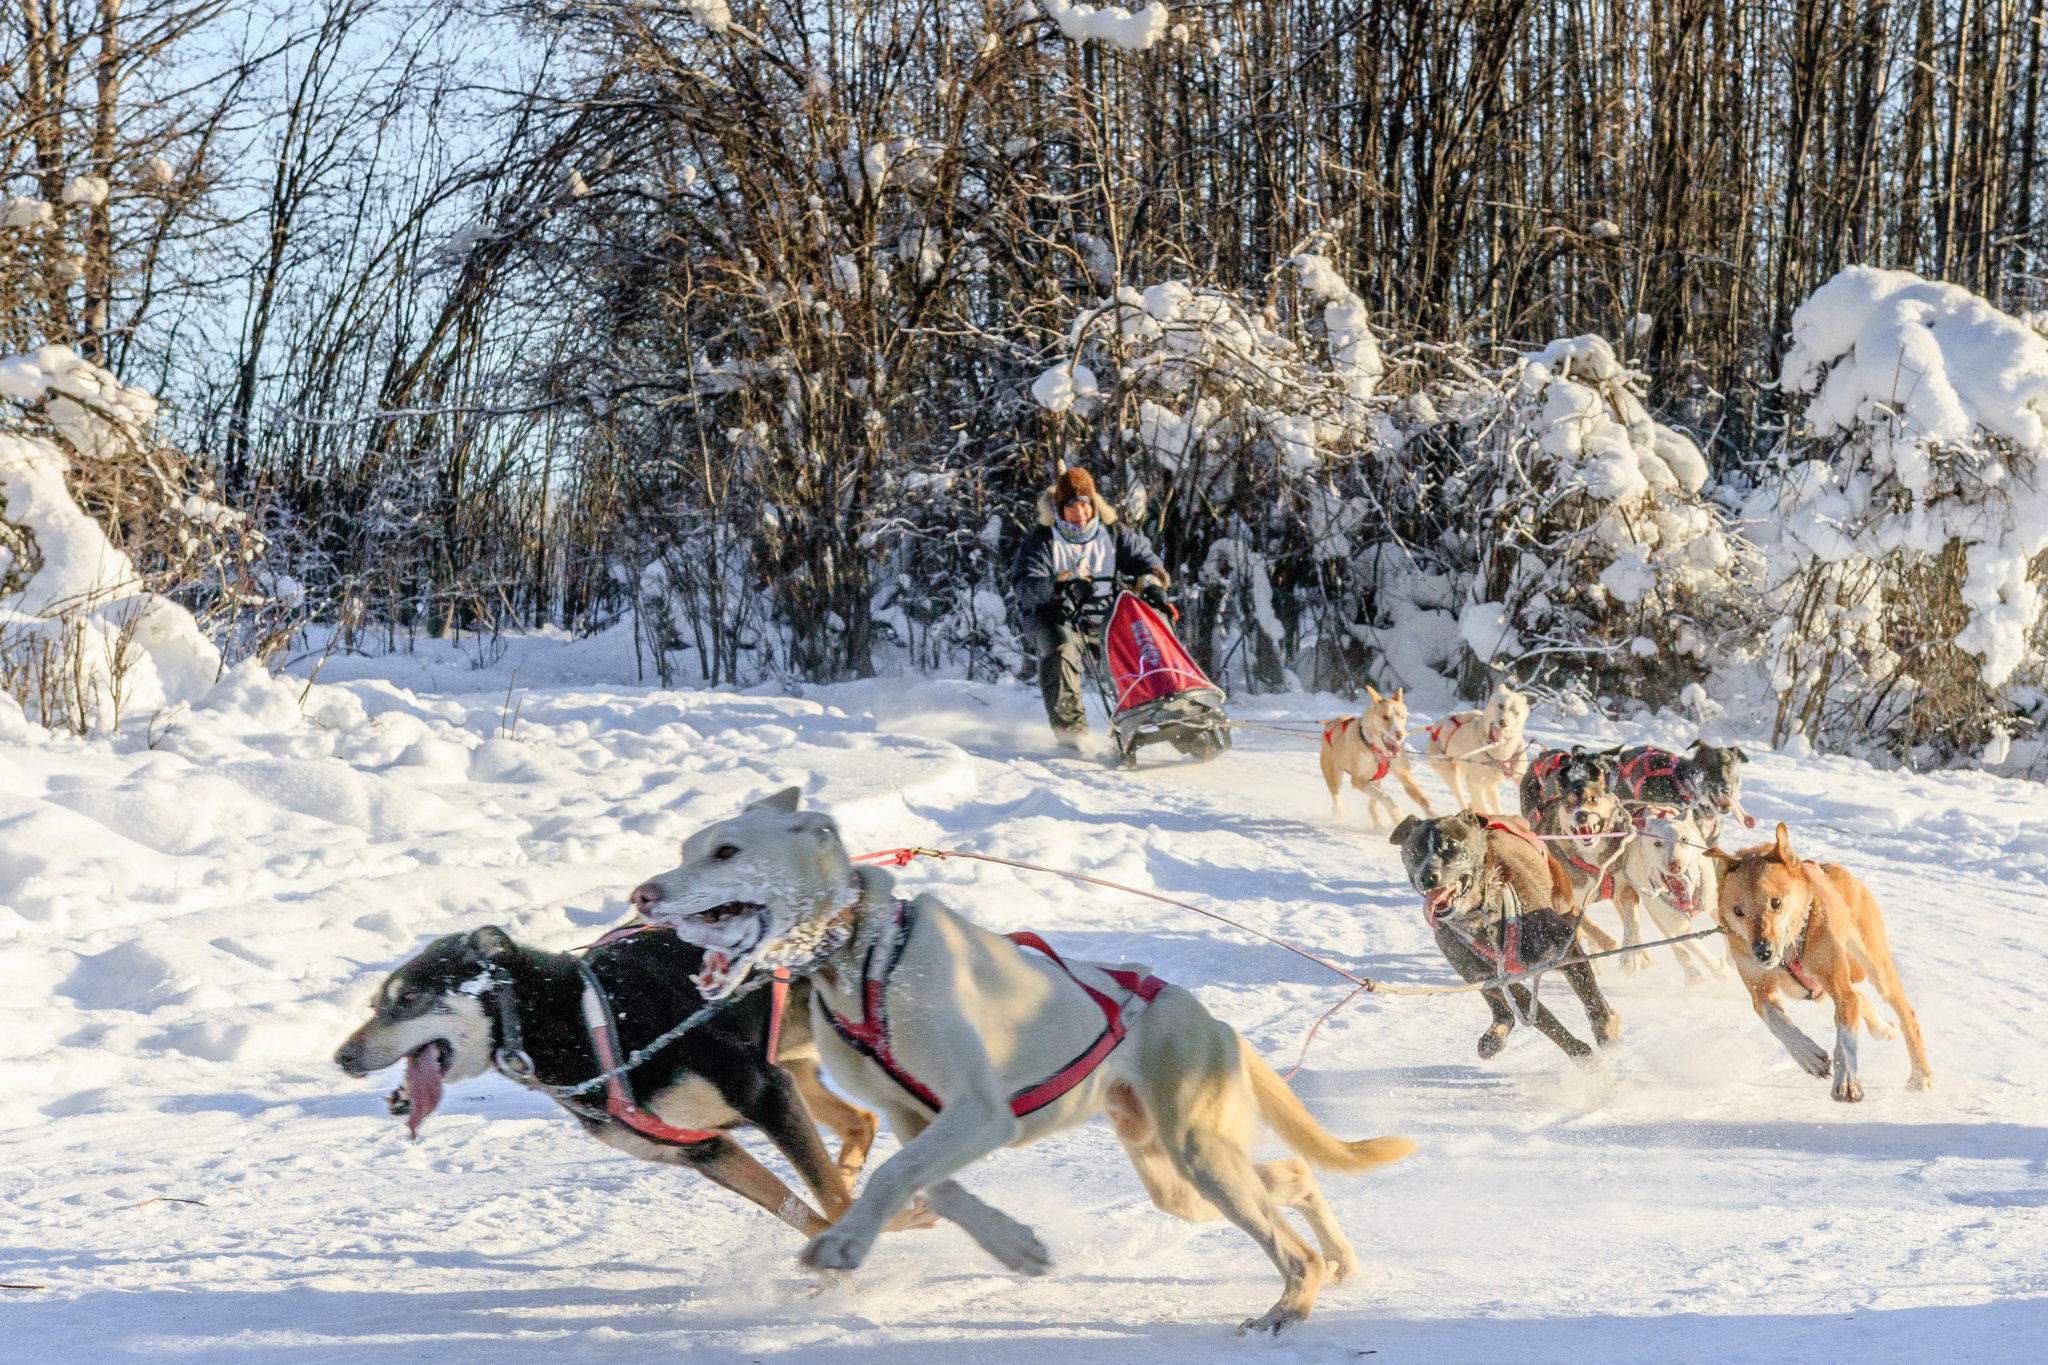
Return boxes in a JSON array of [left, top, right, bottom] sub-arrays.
[[852, 844, 1725, 1078], [562, 841, 1724, 1092]]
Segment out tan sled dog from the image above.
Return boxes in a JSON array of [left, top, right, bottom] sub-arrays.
[[1709, 824, 1932, 1102], [1423, 682, 1530, 814], [631, 789, 1415, 1335], [1321, 686, 1435, 824]]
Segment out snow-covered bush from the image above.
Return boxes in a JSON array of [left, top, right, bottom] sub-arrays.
[[1748, 266, 2048, 758], [1388, 334, 1743, 705], [1, 347, 225, 732]]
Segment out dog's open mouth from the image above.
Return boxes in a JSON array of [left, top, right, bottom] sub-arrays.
[[687, 902, 771, 997], [1423, 881, 1466, 917], [1662, 871, 1699, 916], [398, 1039, 449, 1141]]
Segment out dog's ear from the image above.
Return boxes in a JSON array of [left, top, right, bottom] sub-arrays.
[[1394, 686, 1405, 703], [1458, 809, 1490, 829], [794, 811, 842, 845], [1732, 747, 1749, 763], [1773, 822, 1798, 866], [466, 925, 516, 962], [1366, 684, 1382, 703], [746, 786, 803, 816], [1389, 816, 1417, 846], [1688, 738, 1704, 751], [1703, 846, 1737, 866]]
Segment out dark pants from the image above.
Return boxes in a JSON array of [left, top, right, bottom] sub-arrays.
[[1025, 610, 1088, 733]]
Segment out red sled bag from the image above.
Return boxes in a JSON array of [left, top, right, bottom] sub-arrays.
[[1100, 591, 1230, 764]]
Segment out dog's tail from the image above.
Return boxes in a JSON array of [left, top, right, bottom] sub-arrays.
[[1241, 1040, 1415, 1173]]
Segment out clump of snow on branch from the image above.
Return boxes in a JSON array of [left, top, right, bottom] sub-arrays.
[[1, 348, 223, 732], [1035, 0, 1171, 51], [683, 0, 732, 33], [1748, 266, 2048, 753]]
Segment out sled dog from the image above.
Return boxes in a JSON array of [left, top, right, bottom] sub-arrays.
[[1605, 741, 1756, 840], [335, 922, 912, 1236], [1708, 824, 1932, 1102], [1391, 811, 1620, 1059], [1423, 682, 1530, 814], [1320, 685, 1435, 824], [629, 788, 1415, 1335], [1614, 806, 1729, 984]]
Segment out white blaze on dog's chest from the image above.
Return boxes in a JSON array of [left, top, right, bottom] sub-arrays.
[[646, 1075, 742, 1132]]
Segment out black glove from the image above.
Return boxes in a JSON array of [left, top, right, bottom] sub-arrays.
[[1139, 580, 1170, 612]]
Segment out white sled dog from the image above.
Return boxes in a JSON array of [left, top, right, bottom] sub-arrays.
[[1423, 682, 1530, 814], [629, 789, 1415, 1335]]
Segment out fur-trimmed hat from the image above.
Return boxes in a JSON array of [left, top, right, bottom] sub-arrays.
[[1055, 466, 1097, 507]]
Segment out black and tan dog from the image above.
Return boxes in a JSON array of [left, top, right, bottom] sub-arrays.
[[335, 924, 913, 1236], [1391, 811, 1620, 1060], [1519, 748, 1628, 954]]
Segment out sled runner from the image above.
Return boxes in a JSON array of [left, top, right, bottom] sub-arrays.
[[1056, 577, 1230, 766]]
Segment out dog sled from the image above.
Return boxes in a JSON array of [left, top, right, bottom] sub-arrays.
[[1059, 577, 1232, 766]]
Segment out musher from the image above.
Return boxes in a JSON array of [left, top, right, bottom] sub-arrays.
[[1011, 466, 1170, 746]]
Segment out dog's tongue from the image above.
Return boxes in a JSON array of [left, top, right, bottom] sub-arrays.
[[403, 1046, 444, 1141]]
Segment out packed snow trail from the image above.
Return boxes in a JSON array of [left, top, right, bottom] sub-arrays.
[[2, 651, 2045, 1359]]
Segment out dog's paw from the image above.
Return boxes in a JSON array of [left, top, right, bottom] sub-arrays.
[[1791, 1039, 1831, 1078], [1237, 1306, 1307, 1336], [1864, 1016, 1900, 1041], [1476, 1023, 1511, 1059], [1594, 1012, 1622, 1046], [1831, 1071, 1864, 1103], [885, 1196, 941, 1232], [1325, 1254, 1361, 1284], [1622, 951, 1653, 974], [971, 1210, 1053, 1277], [800, 1225, 872, 1273], [1907, 1068, 1935, 1092]]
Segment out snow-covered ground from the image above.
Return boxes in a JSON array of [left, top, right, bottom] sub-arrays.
[[4, 641, 2046, 1360]]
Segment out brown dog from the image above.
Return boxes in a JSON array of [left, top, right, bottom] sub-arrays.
[[1320, 687, 1435, 824], [1709, 824, 1932, 1102]]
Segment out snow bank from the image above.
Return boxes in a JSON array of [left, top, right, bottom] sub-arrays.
[[1, 347, 220, 731]]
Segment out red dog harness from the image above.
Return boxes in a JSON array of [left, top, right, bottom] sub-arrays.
[[576, 958, 723, 1146], [1428, 714, 1469, 751], [1420, 818, 1552, 975], [1617, 748, 1681, 800], [1323, 716, 1392, 783], [1558, 845, 1617, 902], [1780, 867, 1827, 1000], [821, 900, 1164, 1117]]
